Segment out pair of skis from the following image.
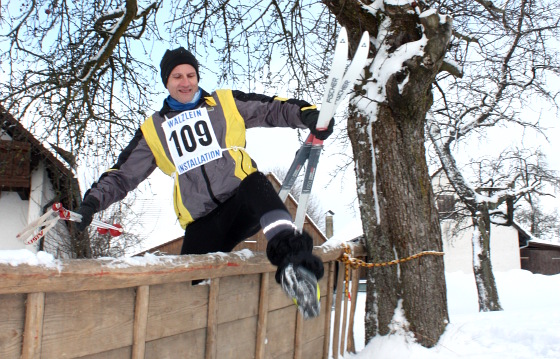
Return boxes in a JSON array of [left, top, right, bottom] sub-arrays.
[[279, 27, 370, 230], [16, 203, 123, 245]]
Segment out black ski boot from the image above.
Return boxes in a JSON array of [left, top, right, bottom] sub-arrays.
[[266, 229, 324, 319]]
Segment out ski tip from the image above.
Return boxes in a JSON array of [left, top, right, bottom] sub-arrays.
[[337, 27, 348, 44], [360, 31, 370, 47]]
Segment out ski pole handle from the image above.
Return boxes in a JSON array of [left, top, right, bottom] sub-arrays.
[[91, 219, 123, 232], [54, 203, 124, 236]]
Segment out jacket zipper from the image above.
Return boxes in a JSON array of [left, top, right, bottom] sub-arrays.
[[201, 165, 221, 205], [239, 150, 250, 177]]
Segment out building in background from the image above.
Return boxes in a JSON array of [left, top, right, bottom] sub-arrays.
[[0, 106, 81, 258], [434, 172, 559, 275]]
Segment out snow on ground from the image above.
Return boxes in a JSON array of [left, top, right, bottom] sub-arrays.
[[345, 270, 560, 359]]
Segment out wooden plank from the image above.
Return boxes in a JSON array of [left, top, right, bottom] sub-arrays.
[[205, 277, 219, 359], [0, 140, 31, 188], [302, 335, 325, 359], [255, 272, 269, 359], [323, 262, 335, 359], [332, 263, 345, 359], [268, 276, 294, 311], [216, 317, 258, 359], [346, 268, 360, 354], [146, 281, 209, 341], [302, 297, 327, 344], [293, 272, 331, 359], [79, 346, 132, 359], [318, 271, 329, 298], [41, 288, 135, 358], [0, 243, 366, 295], [0, 294, 26, 359], [145, 328, 206, 359], [266, 306, 297, 358], [217, 274, 260, 324], [132, 285, 149, 359], [21, 292, 44, 359]]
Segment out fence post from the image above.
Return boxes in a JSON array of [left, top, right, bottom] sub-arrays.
[[205, 278, 220, 359], [323, 261, 335, 359], [132, 285, 150, 359], [256, 272, 270, 359], [332, 262, 344, 359], [21, 292, 45, 359]]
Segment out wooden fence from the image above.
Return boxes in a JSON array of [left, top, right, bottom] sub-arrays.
[[0, 242, 366, 359]]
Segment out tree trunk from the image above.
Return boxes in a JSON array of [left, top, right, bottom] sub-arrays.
[[343, 3, 451, 347], [349, 101, 449, 347], [472, 204, 503, 311]]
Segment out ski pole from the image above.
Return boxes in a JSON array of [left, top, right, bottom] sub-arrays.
[[56, 203, 123, 235], [279, 27, 370, 231], [21, 217, 60, 245], [16, 203, 124, 245], [16, 207, 57, 240]]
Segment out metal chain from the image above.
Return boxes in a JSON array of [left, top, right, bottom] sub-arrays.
[[338, 244, 445, 297]]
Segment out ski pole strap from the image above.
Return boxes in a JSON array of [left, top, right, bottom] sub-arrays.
[[221, 145, 246, 152], [337, 244, 445, 298]]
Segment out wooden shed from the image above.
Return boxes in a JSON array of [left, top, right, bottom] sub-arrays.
[[0, 242, 365, 359], [520, 239, 560, 275]]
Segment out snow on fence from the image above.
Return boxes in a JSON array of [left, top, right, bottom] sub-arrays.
[[0, 242, 365, 359]]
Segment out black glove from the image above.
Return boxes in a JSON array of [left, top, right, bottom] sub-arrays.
[[300, 110, 334, 140], [266, 229, 324, 284], [75, 197, 99, 232]]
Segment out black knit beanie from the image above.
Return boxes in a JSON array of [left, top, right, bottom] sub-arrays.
[[160, 47, 200, 87]]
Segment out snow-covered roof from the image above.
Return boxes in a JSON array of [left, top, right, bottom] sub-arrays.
[[526, 238, 560, 250]]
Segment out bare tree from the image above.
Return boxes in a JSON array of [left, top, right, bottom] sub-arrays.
[[515, 206, 560, 241], [335, 2, 451, 345], [2, 0, 507, 348], [502, 149, 560, 241], [15, 0, 558, 346], [428, 0, 560, 311], [0, 0, 161, 161], [42, 193, 149, 258], [86, 196, 148, 258]]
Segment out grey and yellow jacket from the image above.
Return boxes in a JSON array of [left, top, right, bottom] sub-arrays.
[[83, 89, 317, 229]]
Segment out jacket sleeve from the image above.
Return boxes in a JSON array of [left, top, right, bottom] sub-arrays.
[[83, 128, 157, 211], [230, 90, 317, 129]]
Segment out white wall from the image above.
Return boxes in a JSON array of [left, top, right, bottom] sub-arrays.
[[0, 191, 36, 251], [442, 220, 521, 273], [0, 162, 72, 258]]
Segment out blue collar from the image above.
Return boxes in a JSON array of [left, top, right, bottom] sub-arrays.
[[164, 89, 202, 111]]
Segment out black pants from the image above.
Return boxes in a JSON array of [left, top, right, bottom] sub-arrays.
[[181, 171, 287, 255]]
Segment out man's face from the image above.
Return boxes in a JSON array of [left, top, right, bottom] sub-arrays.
[[166, 64, 199, 103]]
